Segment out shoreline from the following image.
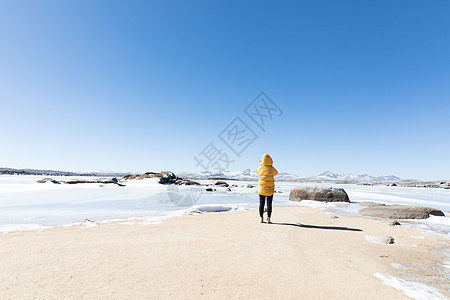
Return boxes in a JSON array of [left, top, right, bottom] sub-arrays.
[[2, 200, 448, 236], [1, 207, 448, 299]]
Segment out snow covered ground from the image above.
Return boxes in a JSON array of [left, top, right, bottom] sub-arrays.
[[0, 175, 449, 234]]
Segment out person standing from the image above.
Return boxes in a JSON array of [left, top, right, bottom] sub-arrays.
[[256, 154, 278, 223]]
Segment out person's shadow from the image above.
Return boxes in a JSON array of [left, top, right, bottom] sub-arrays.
[[269, 222, 362, 232]]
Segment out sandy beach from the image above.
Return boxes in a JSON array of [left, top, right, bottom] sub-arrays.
[[0, 207, 448, 299]]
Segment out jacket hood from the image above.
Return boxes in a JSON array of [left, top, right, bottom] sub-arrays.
[[260, 154, 273, 166]]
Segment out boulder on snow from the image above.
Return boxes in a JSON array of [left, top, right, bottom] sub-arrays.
[[36, 178, 61, 184], [215, 181, 229, 187], [359, 205, 445, 219], [374, 235, 395, 244], [157, 172, 177, 184], [123, 171, 178, 184], [122, 172, 159, 180], [289, 186, 350, 203], [380, 220, 401, 226], [175, 179, 200, 186], [205, 187, 216, 192]]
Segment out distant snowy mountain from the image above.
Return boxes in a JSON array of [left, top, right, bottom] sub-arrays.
[[310, 171, 400, 182], [177, 169, 307, 181], [177, 169, 258, 181], [178, 169, 402, 183]]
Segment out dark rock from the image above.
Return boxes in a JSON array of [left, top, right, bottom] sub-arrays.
[[205, 187, 216, 192], [158, 172, 177, 184], [359, 205, 445, 219], [247, 184, 255, 188], [36, 178, 61, 184], [185, 180, 200, 186], [391, 183, 398, 187], [64, 179, 93, 184], [175, 179, 200, 186], [380, 220, 401, 226], [83, 219, 98, 225], [289, 186, 350, 203], [226, 187, 232, 192], [215, 181, 229, 187]]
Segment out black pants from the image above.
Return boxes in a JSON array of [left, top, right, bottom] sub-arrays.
[[259, 194, 273, 218]]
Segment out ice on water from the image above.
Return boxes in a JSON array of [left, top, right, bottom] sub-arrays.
[[1, 175, 449, 235]]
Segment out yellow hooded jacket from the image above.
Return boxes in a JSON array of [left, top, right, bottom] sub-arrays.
[[256, 154, 278, 196]]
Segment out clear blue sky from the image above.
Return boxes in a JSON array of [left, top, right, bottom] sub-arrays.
[[1, 1, 449, 180]]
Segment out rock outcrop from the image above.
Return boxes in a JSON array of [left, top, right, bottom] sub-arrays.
[[64, 178, 125, 186], [359, 205, 445, 219], [289, 186, 350, 203], [123, 171, 178, 184], [37, 178, 61, 184], [174, 179, 200, 186], [37, 177, 124, 186]]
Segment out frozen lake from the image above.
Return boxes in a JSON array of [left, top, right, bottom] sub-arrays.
[[0, 175, 449, 233]]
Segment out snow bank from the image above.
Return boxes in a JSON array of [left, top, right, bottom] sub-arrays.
[[190, 205, 238, 213], [0, 223, 55, 233]]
